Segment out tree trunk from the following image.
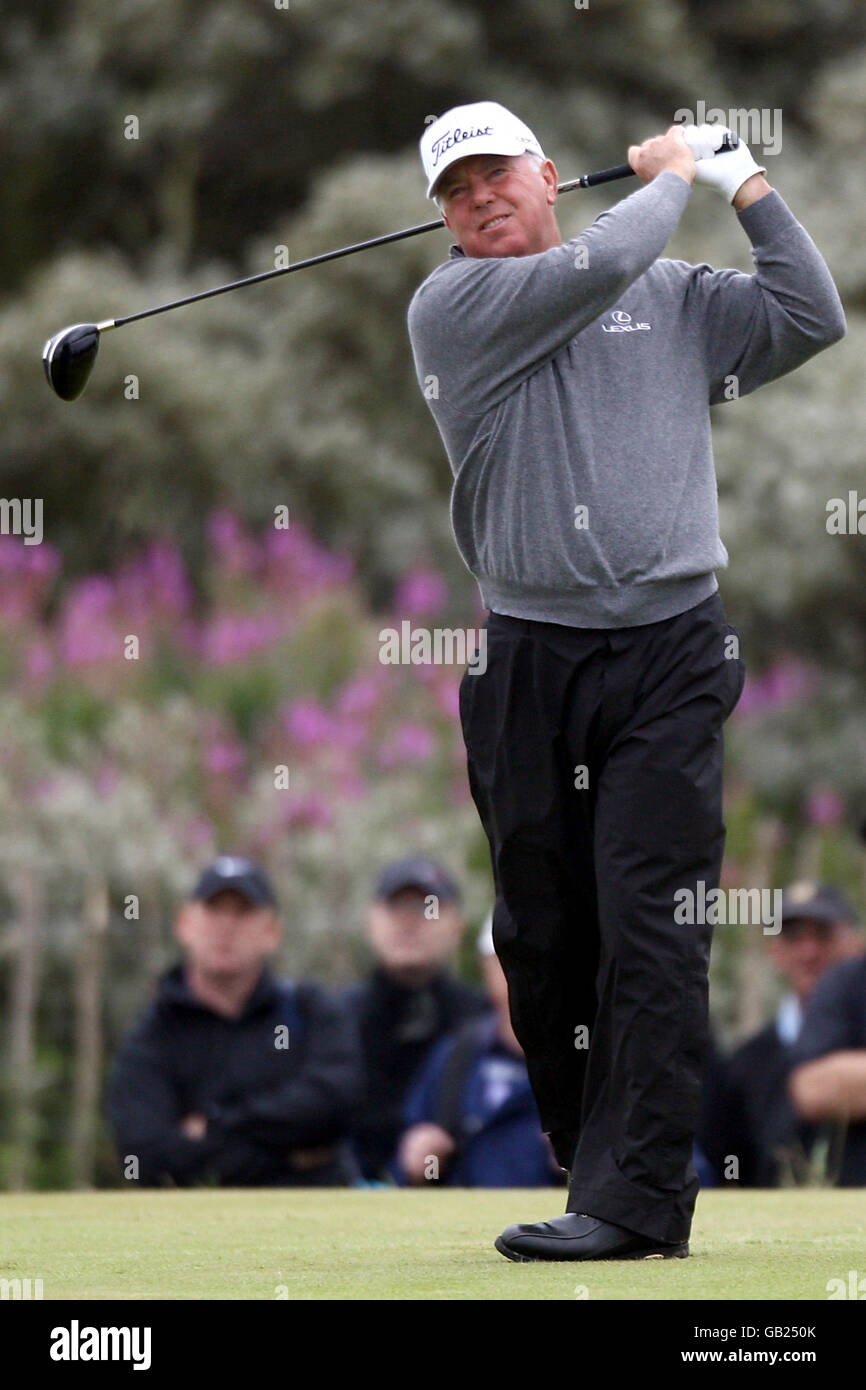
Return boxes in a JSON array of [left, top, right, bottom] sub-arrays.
[[735, 816, 785, 1040], [70, 877, 109, 1190], [6, 870, 44, 1191]]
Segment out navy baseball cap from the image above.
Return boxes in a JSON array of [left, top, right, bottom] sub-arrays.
[[374, 856, 461, 905], [191, 855, 276, 907], [780, 881, 856, 927]]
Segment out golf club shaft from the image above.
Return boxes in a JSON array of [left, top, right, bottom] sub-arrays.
[[96, 163, 635, 334]]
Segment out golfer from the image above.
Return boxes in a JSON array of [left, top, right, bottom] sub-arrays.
[[407, 101, 845, 1261]]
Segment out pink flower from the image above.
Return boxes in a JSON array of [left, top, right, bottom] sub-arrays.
[[393, 567, 449, 617], [116, 542, 191, 616], [283, 699, 337, 747], [280, 794, 333, 828], [68, 576, 115, 615], [208, 509, 257, 574], [200, 613, 282, 666], [804, 787, 845, 827], [735, 659, 819, 718], [434, 679, 461, 720], [264, 524, 354, 595], [58, 625, 119, 667], [205, 740, 246, 776], [378, 723, 437, 767], [0, 537, 59, 578], [336, 674, 383, 718], [763, 659, 817, 705]]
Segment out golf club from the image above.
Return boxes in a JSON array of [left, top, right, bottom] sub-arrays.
[[42, 132, 738, 402], [41, 162, 634, 402]]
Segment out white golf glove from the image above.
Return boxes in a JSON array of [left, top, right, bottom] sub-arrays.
[[681, 123, 767, 203]]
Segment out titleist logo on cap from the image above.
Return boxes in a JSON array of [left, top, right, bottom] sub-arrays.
[[430, 124, 494, 167]]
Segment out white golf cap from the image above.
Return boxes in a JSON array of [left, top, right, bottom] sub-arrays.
[[420, 101, 545, 200]]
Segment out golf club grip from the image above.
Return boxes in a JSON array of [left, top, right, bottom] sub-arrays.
[[560, 163, 635, 193]]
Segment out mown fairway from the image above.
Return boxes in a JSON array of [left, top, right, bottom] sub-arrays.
[[0, 1188, 861, 1300]]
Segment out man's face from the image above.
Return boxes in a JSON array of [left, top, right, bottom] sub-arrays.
[[175, 889, 281, 981], [436, 152, 560, 259], [366, 886, 462, 978], [769, 916, 862, 1000]]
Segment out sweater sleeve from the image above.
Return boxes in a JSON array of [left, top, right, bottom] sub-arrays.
[[790, 961, 866, 1067], [106, 1019, 228, 1185], [408, 171, 692, 415], [684, 190, 846, 405], [215, 985, 363, 1149]]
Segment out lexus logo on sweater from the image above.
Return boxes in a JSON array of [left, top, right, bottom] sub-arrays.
[[602, 310, 651, 333]]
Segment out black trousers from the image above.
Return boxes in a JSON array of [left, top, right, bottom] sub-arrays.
[[458, 590, 746, 1244]]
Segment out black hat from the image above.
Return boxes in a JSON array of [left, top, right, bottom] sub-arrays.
[[780, 881, 856, 927], [374, 856, 461, 905], [191, 855, 276, 907]]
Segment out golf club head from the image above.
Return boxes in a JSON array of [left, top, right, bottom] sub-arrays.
[[42, 322, 100, 401]]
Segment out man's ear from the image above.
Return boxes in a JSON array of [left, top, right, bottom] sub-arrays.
[[174, 904, 194, 946], [366, 901, 390, 940], [542, 158, 559, 205]]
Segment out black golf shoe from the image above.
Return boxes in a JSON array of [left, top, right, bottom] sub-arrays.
[[494, 1212, 689, 1262]]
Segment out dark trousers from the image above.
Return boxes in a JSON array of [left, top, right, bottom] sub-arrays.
[[458, 590, 746, 1244]]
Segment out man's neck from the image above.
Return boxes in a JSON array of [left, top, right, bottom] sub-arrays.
[[185, 964, 263, 1019]]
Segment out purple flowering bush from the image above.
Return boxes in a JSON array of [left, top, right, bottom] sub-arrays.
[[0, 514, 492, 981]]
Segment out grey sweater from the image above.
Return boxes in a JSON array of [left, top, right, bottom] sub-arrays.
[[407, 172, 845, 627]]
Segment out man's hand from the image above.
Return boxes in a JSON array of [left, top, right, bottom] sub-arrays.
[[682, 123, 769, 206], [627, 125, 696, 188], [789, 1051, 866, 1124], [181, 1112, 208, 1140], [398, 1122, 456, 1183]]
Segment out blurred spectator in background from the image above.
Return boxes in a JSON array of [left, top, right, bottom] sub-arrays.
[[396, 912, 562, 1187], [345, 856, 488, 1181], [789, 919, 866, 1184], [108, 855, 361, 1186], [694, 1032, 732, 1187], [718, 881, 861, 1185]]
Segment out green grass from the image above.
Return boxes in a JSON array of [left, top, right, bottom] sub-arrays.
[[0, 1188, 861, 1300]]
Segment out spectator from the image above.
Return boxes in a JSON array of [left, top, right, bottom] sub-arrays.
[[720, 881, 861, 1185], [396, 913, 563, 1187], [694, 1032, 732, 1186], [788, 931, 866, 1184], [345, 856, 488, 1180], [108, 854, 361, 1186]]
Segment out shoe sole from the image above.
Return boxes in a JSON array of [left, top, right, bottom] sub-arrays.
[[494, 1236, 689, 1263]]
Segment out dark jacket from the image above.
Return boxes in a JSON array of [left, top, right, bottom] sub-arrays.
[[344, 967, 489, 1179], [790, 954, 866, 1186], [107, 965, 362, 1186], [397, 1013, 557, 1187], [722, 1022, 813, 1186]]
